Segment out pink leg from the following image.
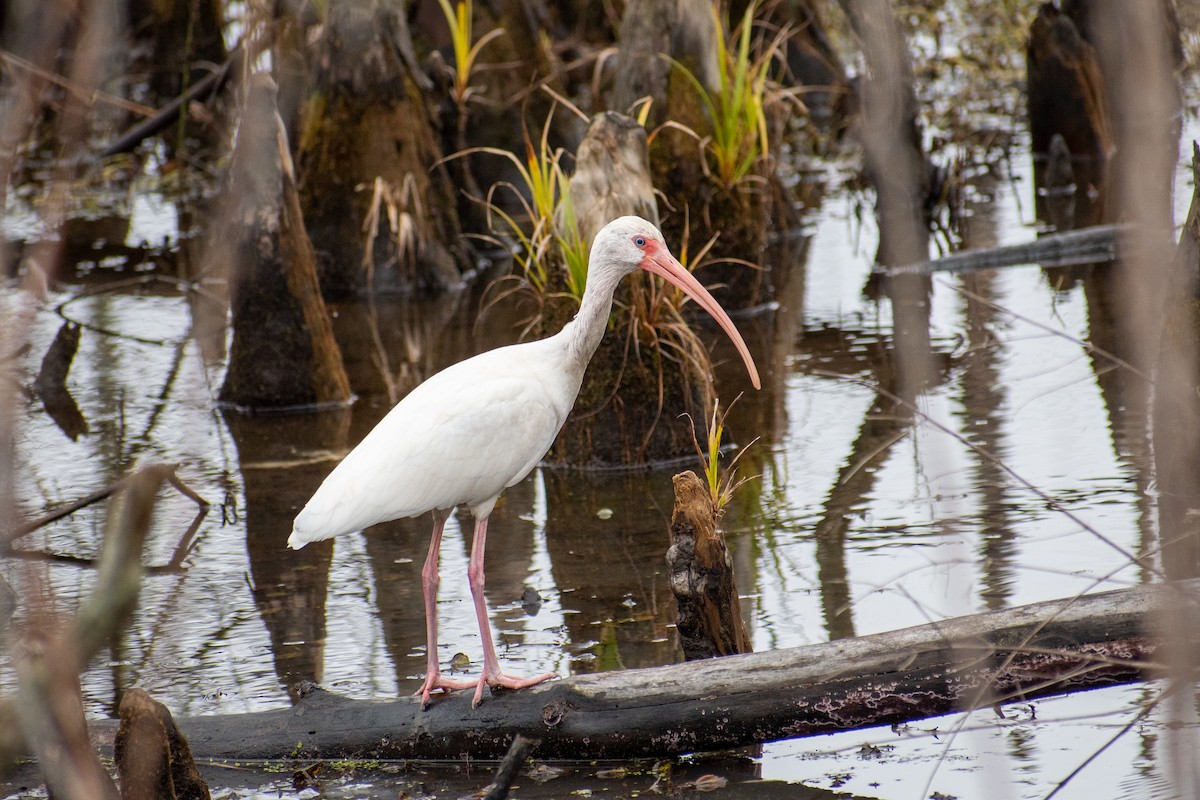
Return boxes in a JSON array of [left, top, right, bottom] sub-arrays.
[[467, 514, 557, 707], [414, 511, 476, 707]]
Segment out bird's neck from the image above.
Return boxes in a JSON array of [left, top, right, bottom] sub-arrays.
[[561, 264, 624, 370]]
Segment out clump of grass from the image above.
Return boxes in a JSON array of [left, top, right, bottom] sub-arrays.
[[360, 173, 423, 285], [472, 112, 589, 311], [671, 2, 781, 189], [688, 395, 757, 513], [434, 0, 504, 107]]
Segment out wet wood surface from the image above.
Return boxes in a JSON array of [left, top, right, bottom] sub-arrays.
[[667, 471, 752, 660], [84, 578, 1196, 761]]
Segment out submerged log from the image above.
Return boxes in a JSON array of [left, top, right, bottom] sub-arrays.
[[667, 471, 751, 660], [217, 73, 352, 411], [86, 578, 1198, 761]]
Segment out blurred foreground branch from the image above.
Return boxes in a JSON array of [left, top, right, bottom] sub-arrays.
[[7, 464, 172, 795]]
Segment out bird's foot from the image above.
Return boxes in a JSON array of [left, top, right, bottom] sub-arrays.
[[471, 670, 558, 707], [415, 672, 478, 708]]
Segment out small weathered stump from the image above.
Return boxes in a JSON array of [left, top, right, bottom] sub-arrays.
[[570, 112, 659, 245], [667, 471, 751, 660], [216, 73, 352, 411], [116, 689, 211, 800]]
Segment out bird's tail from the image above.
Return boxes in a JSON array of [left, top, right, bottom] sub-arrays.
[[288, 505, 334, 549]]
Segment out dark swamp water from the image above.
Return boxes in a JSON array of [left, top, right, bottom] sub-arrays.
[[5, 8, 1200, 800]]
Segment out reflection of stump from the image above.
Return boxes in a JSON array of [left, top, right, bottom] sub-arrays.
[[667, 471, 750, 660], [116, 688, 211, 800], [223, 410, 349, 701], [543, 470, 681, 672], [217, 74, 351, 411], [34, 321, 89, 441]]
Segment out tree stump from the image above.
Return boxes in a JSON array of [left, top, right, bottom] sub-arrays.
[[667, 471, 751, 660], [545, 112, 713, 467], [296, 0, 464, 295], [115, 689, 211, 800], [217, 73, 352, 411], [570, 112, 659, 245], [611, 0, 772, 309], [1026, 3, 1112, 161]]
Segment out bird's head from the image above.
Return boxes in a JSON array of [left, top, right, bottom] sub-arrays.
[[590, 216, 762, 390], [590, 215, 670, 277]]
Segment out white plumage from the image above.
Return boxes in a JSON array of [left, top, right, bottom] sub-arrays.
[[290, 335, 575, 543], [288, 216, 759, 707]]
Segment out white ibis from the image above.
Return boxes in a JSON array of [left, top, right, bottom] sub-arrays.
[[288, 215, 760, 706]]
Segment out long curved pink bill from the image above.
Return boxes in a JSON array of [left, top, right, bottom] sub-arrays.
[[643, 246, 762, 390]]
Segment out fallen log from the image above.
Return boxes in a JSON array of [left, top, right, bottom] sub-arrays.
[[99, 42, 247, 158], [89, 578, 1197, 761], [880, 223, 1130, 277]]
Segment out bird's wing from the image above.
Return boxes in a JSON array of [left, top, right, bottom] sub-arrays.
[[290, 340, 575, 546]]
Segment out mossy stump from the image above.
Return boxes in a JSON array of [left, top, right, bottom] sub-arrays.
[[217, 74, 352, 411], [296, 0, 463, 295]]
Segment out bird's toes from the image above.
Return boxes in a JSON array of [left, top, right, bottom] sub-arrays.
[[415, 673, 479, 708], [487, 671, 558, 691]]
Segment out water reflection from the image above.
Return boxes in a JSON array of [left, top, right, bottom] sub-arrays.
[[224, 409, 348, 702]]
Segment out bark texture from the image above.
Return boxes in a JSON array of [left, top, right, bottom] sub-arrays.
[[116, 689, 211, 800], [218, 73, 352, 411], [296, 0, 464, 295], [667, 471, 751, 660]]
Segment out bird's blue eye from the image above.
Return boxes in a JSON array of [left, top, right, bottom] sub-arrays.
[[634, 236, 646, 247]]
